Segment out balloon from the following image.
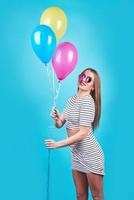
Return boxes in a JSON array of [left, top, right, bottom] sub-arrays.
[[40, 7, 67, 41], [52, 42, 78, 80], [31, 25, 56, 64]]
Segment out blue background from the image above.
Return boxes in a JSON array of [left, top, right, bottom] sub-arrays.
[[0, 0, 134, 199]]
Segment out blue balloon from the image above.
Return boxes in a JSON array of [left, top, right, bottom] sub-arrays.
[[31, 25, 56, 64]]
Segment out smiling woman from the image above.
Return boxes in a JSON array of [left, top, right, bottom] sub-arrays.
[[45, 67, 105, 200]]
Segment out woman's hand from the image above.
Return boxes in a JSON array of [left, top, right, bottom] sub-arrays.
[[50, 107, 60, 121], [44, 139, 61, 149]]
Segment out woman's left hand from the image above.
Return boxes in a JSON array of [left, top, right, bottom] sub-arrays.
[[44, 139, 60, 149]]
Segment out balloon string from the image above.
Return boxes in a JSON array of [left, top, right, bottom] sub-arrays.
[[44, 64, 61, 200], [46, 149, 51, 200], [53, 80, 61, 108], [44, 63, 53, 200], [45, 64, 54, 97], [52, 67, 55, 103]]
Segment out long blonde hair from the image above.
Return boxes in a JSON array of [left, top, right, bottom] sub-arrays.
[[77, 67, 101, 131]]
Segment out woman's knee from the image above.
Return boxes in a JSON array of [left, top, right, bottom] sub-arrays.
[[76, 191, 88, 199], [92, 191, 104, 200]]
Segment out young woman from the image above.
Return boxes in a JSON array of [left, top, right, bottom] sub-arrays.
[[45, 67, 105, 200]]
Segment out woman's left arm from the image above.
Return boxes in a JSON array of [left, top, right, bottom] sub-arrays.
[[45, 97, 94, 149], [45, 126, 91, 149]]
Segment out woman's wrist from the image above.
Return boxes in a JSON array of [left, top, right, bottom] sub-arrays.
[[54, 117, 62, 127], [54, 117, 60, 123], [56, 140, 66, 148]]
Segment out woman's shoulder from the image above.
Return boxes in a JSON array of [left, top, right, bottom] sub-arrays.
[[68, 96, 74, 101], [65, 95, 75, 104], [68, 95, 76, 101], [81, 94, 94, 101], [82, 94, 95, 107]]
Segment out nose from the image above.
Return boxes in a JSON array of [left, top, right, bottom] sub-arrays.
[[81, 76, 87, 83]]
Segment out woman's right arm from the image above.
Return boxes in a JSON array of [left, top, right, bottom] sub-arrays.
[[50, 107, 66, 128], [51, 97, 71, 128]]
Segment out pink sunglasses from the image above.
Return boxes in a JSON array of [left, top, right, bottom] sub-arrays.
[[78, 72, 92, 83]]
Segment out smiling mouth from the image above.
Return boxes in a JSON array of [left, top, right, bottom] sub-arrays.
[[80, 81, 86, 86]]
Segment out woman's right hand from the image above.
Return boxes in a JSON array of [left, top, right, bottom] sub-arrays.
[[50, 107, 60, 121]]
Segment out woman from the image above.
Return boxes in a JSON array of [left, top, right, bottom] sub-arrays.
[[45, 67, 105, 200]]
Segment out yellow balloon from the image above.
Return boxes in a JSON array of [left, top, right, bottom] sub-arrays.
[[40, 7, 67, 41]]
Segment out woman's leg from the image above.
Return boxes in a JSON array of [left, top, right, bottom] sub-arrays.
[[72, 169, 89, 200], [86, 172, 104, 200]]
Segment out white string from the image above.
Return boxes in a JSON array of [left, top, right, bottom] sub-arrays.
[[43, 63, 54, 200], [52, 67, 55, 101], [45, 64, 54, 96], [43, 63, 62, 200], [53, 80, 61, 108]]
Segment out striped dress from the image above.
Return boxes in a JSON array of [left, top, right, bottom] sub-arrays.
[[62, 94, 105, 175]]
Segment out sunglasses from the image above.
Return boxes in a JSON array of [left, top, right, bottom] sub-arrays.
[[78, 73, 92, 83]]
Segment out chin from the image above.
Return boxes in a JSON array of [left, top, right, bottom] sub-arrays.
[[78, 85, 86, 90]]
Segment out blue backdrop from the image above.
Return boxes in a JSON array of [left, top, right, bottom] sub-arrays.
[[0, 0, 134, 199]]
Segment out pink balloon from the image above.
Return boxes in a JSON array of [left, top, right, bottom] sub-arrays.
[[52, 42, 78, 80]]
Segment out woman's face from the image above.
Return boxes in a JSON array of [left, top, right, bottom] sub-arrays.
[[78, 70, 95, 92]]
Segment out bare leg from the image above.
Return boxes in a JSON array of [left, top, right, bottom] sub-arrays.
[[72, 169, 89, 200], [86, 172, 104, 200]]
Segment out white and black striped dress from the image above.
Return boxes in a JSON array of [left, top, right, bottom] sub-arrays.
[[62, 94, 105, 175]]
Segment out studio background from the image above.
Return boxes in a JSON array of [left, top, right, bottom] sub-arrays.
[[0, 0, 134, 199]]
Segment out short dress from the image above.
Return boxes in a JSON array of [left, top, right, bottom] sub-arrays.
[[62, 94, 105, 175]]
